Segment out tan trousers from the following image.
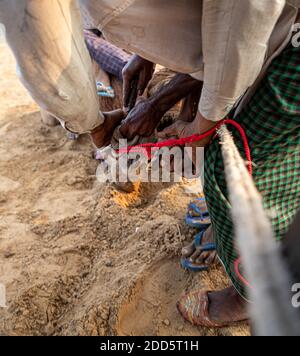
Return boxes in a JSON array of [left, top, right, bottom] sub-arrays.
[[0, 0, 103, 134]]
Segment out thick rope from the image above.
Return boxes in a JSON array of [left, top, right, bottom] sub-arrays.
[[218, 126, 300, 336]]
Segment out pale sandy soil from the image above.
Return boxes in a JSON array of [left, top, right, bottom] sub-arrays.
[[0, 28, 250, 336]]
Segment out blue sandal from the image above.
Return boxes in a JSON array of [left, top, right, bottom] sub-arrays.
[[97, 82, 115, 98], [181, 230, 216, 272], [185, 198, 211, 230]]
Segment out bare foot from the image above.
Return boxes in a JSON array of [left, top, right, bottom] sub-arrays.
[[90, 110, 125, 148], [182, 226, 217, 267], [177, 286, 249, 327]]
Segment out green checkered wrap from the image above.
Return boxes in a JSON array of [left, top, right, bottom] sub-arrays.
[[204, 44, 300, 298]]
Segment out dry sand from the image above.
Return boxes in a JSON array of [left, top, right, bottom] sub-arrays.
[[0, 28, 250, 336]]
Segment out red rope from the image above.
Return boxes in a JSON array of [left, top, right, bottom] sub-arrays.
[[234, 258, 252, 289], [118, 119, 253, 175], [117, 118, 253, 288]]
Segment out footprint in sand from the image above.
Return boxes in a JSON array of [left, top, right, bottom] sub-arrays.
[[116, 259, 202, 336]]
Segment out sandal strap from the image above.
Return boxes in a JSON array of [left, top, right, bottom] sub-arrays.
[[191, 291, 217, 327], [194, 231, 216, 251], [178, 291, 229, 328]]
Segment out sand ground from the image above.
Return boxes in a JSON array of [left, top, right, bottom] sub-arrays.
[[0, 28, 250, 336]]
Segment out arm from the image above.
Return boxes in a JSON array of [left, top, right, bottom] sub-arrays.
[[120, 73, 202, 140], [148, 74, 202, 116], [160, 0, 286, 145], [198, 0, 285, 122], [0, 0, 102, 134]]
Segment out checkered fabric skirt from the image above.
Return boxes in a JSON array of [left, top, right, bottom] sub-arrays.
[[204, 44, 300, 298]]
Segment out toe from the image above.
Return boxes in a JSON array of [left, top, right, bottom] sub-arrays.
[[181, 242, 195, 258], [189, 249, 202, 262], [195, 251, 210, 265], [204, 251, 217, 265]]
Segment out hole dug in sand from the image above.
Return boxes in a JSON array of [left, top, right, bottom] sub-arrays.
[[116, 259, 202, 336]]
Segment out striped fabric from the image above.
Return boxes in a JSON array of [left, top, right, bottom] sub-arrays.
[[204, 44, 300, 298], [84, 30, 131, 81]]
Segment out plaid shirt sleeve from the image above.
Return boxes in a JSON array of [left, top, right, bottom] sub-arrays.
[[84, 30, 131, 81]]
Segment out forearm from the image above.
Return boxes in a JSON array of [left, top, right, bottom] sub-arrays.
[[200, 0, 285, 121], [150, 73, 203, 119], [1, 0, 102, 134]]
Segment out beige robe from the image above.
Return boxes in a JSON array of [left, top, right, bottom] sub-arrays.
[[0, 0, 299, 133]]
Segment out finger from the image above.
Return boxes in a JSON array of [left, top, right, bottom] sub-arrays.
[[119, 121, 137, 141], [123, 106, 130, 115], [156, 122, 179, 139], [136, 96, 146, 105], [103, 109, 126, 121], [122, 70, 132, 109], [137, 69, 148, 96], [189, 249, 202, 263], [119, 124, 129, 137], [204, 251, 217, 266], [115, 109, 127, 120], [195, 251, 210, 265], [181, 242, 196, 258]]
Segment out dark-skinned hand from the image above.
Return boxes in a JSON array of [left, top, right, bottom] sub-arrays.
[[157, 111, 218, 148], [90, 109, 126, 148], [122, 54, 155, 111], [119, 97, 163, 140]]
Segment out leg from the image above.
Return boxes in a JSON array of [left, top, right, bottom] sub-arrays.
[[178, 43, 300, 326]]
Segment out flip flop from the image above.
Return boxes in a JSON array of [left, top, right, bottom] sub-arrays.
[[181, 230, 216, 272], [177, 290, 249, 327], [97, 82, 115, 98], [177, 290, 227, 327], [185, 198, 211, 230]]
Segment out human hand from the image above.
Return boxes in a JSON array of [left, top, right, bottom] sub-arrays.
[[157, 111, 217, 148], [120, 98, 163, 140], [122, 55, 155, 111]]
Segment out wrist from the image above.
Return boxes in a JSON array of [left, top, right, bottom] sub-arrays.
[[195, 111, 218, 134], [148, 95, 168, 116]]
